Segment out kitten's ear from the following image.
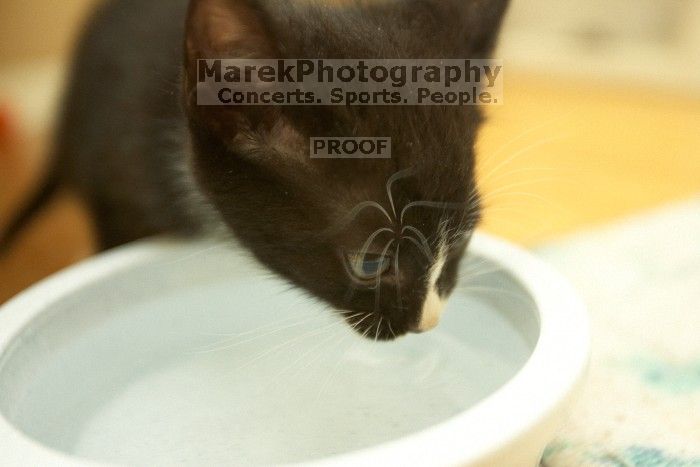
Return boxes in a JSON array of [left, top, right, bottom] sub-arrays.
[[185, 0, 275, 62], [416, 0, 510, 57], [457, 0, 511, 57], [184, 0, 281, 139], [184, 0, 277, 100]]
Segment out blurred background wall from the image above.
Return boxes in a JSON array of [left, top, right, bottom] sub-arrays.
[[0, 0, 96, 64], [0, 0, 95, 64], [0, 0, 99, 132], [3, 0, 699, 82], [502, 0, 700, 91]]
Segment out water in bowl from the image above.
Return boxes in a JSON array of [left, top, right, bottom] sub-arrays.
[[0, 247, 536, 466]]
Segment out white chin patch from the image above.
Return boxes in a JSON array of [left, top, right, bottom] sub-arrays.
[[417, 230, 449, 332], [417, 288, 446, 332]]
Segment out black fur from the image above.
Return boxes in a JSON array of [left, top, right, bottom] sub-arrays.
[[1, 0, 510, 338]]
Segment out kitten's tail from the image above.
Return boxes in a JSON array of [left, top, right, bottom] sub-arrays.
[[0, 170, 61, 256]]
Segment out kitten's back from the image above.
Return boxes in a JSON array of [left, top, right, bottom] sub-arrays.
[[54, 0, 197, 248]]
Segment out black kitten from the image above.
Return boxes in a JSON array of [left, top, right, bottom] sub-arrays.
[[1, 0, 510, 339]]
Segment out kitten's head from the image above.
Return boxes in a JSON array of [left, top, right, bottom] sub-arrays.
[[183, 0, 509, 339]]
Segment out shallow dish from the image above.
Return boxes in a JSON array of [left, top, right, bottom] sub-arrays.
[[0, 233, 589, 467]]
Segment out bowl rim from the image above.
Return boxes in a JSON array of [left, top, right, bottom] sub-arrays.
[[0, 232, 590, 466]]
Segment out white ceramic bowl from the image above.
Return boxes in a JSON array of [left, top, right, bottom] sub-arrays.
[[0, 233, 589, 467]]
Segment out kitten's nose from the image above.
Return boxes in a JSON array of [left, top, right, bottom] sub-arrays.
[[414, 289, 445, 333]]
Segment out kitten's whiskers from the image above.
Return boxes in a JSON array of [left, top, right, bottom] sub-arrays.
[[326, 200, 392, 235], [401, 226, 433, 260], [400, 200, 463, 224], [373, 238, 396, 311], [385, 168, 414, 218]]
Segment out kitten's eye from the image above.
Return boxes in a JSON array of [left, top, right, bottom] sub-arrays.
[[346, 252, 391, 280]]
